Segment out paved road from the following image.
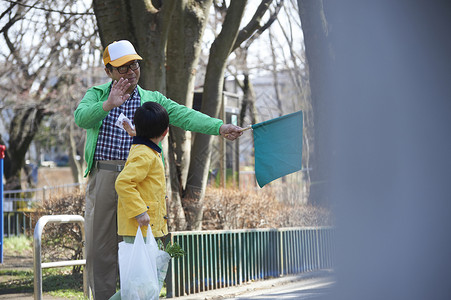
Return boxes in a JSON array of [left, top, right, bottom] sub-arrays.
[[176, 270, 334, 300]]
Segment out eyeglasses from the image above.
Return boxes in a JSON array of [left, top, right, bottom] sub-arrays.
[[115, 61, 140, 74]]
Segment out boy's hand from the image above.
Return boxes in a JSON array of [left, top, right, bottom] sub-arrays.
[[123, 120, 136, 137], [135, 212, 150, 227]]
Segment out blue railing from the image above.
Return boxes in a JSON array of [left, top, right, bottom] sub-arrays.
[[166, 227, 334, 298]]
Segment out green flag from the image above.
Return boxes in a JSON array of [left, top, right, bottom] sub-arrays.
[[252, 111, 303, 188]]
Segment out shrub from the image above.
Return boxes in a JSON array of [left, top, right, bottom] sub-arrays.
[[202, 186, 332, 230], [30, 188, 86, 273]]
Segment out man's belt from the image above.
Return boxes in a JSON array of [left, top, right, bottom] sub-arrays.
[[95, 161, 125, 172]]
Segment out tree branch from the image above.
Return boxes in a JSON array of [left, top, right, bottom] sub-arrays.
[[0, 2, 16, 22], [3, 0, 94, 15], [3, 31, 32, 82], [244, 0, 284, 49], [231, 0, 275, 51]]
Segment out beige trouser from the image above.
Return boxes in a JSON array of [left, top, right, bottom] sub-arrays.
[[85, 161, 124, 300]]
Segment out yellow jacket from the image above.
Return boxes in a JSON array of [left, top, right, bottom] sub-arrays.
[[115, 137, 167, 238]]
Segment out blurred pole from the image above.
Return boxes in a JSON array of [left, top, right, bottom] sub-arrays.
[[0, 144, 5, 264], [321, 1, 451, 300]]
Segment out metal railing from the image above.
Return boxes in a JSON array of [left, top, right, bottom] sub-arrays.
[[2, 183, 84, 236], [165, 227, 334, 298], [33, 214, 90, 300]]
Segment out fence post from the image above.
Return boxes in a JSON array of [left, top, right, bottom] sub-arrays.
[[33, 215, 89, 300], [166, 232, 174, 298], [42, 186, 47, 203], [279, 229, 284, 276], [0, 144, 6, 264]]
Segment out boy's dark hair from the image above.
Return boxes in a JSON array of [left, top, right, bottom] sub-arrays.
[[134, 102, 169, 139]]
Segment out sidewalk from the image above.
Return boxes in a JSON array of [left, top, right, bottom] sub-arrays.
[[173, 270, 334, 300]]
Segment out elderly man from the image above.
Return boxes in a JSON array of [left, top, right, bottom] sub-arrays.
[[74, 40, 242, 299]]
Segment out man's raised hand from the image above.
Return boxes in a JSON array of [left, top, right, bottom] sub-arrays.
[[102, 78, 131, 111]]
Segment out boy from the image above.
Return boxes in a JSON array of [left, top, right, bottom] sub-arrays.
[[116, 101, 169, 243], [110, 102, 169, 300]]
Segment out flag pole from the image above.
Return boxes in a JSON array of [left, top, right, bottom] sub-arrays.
[[224, 125, 252, 139], [239, 125, 252, 132]]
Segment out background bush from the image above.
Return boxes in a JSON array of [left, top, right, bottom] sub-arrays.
[[30, 188, 86, 273], [202, 186, 332, 230]]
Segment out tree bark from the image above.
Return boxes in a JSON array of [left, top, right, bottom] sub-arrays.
[[166, 0, 212, 187], [241, 74, 258, 125], [67, 121, 84, 183], [165, 0, 213, 231]]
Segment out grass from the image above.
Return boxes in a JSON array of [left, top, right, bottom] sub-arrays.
[[0, 267, 166, 299], [3, 235, 31, 253], [1, 236, 166, 299], [0, 268, 86, 298], [0, 269, 34, 294], [1, 236, 87, 298]]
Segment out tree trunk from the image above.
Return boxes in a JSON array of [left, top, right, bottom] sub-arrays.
[[241, 74, 258, 125], [184, 0, 247, 230], [67, 121, 84, 183], [4, 107, 46, 190], [297, 0, 333, 206], [166, 0, 212, 187], [165, 0, 213, 231]]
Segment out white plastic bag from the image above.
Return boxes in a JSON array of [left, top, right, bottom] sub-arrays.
[[118, 226, 171, 300], [156, 249, 171, 291]]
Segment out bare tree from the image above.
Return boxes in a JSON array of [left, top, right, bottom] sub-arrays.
[[185, 0, 286, 230], [226, 0, 311, 200], [268, 0, 312, 201], [228, 0, 285, 127], [0, 0, 100, 189]]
